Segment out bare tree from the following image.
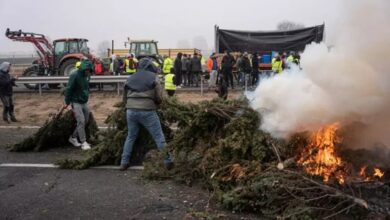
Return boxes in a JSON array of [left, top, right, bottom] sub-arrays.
[[277, 21, 305, 31], [96, 40, 110, 58]]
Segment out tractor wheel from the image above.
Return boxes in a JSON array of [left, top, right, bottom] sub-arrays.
[[60, 59, 78, 76], [22, 66, 40, 90]]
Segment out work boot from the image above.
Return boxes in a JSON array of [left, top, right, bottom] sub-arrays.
[[9, 105, 19, 122], [10, 116, 18, 122], [119, 164, 130, 171], [164, 162, 174, 171], [3, 107, 10, 124]]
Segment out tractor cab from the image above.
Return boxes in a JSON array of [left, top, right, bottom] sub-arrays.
[[53, 38, 91, 75], [129, 40, 163, 66]]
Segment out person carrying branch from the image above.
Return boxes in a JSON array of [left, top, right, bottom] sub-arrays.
[[120, 58, 173, 171], [64, 59, 93, 150], [0, 62, 18, 123]]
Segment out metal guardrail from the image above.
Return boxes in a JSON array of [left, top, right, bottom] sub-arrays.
[[15, 76, 129, 95], [14, 72, 269, 96]]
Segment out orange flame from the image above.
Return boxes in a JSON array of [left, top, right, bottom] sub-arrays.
[[359, 166, 367, 177], [297, 123, 345, 184], [373, 168, 384, 178], [298, 123, 386, 184]]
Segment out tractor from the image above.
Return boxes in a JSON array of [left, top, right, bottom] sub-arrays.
[[5, 28, 97, 89], [128, 40, 163, 71]]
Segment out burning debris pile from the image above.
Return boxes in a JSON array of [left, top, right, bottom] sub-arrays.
[[9, 108, 99, 152], [140, 98, 390, 219], [8, 96, 390, 218]]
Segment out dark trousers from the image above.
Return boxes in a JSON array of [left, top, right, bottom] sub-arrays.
[[217, 76, 228, 100], [223, 69, 234, 88], [0, 95, 15, 120], [190, 71, 200, 87], [166, 90, 175, 96], [182, 71, 189, 86], [252, 72, 259, 86], [174, 71, 182, 86]]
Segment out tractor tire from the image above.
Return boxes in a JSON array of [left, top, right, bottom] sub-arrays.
[[22, 66, 40, 90], [60, 59, 78, 76]]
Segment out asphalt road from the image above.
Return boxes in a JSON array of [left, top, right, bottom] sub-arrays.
[[0, 128, 258, 220]]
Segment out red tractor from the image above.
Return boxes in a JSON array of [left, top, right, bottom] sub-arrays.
[[5, 28, 98, 89]]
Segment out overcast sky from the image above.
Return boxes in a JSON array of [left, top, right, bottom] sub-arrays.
[[0, 0, 344, 55]]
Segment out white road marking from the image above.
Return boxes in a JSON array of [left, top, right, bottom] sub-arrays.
[[0, 163, 143, 170], [0, 163, 58, 168], [0, 125, 109, 129]]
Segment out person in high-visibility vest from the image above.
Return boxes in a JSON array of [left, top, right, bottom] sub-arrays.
[[162, 55, 173, 75], [286, 53, 294, 63], [75, 61, 81, 69], [164, 67, 176, 97], [124, 54, 137, 75], [272, 56, 283, 74]]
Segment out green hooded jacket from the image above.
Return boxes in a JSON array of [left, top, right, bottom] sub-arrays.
[[64, 60, 93, 105]]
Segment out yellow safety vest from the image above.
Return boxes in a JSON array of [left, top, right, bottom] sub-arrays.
[[125, 59, 136, 74], [287, 55, 294, 63], [163, 58, 173, 74], [271, 57, 276, 65], [109, 62, 113, 72], [164, 73, 176, 90], [272, 61, 283, 73]]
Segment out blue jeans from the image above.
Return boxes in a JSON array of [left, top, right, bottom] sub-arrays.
[[121, 109, 172, 165]]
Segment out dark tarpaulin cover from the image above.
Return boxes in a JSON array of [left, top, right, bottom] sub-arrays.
[[215, 24, 324, 53]]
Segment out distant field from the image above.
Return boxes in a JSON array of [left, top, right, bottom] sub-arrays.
[[11, 65, 29, 76]]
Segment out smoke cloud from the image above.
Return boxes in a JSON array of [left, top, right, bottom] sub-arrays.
[[249, 0, 390, 147]]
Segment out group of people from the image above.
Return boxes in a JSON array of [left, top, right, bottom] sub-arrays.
[[161, 50, 301, 99], [163, 52, 205, 88], [0, 49, 301, 170], [110, 54, 138, 75]]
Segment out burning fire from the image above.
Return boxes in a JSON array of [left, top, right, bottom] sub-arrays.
[[373, 168, 385, 178], [297, 123, 345, 184], [359, 166, 385, 181], [297, 123, 385, 184]]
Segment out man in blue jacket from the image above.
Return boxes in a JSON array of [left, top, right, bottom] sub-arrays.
[[64, 59, 93, 150]]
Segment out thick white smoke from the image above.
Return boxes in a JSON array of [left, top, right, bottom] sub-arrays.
[[249, 0, 390, 147]]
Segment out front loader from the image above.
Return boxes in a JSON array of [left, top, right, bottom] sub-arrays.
[[5, 28, 97, 89]]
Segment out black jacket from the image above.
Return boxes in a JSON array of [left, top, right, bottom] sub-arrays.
[[174, 54, 182, 74], [251, 56, 259, 74], [240, 56, 252, 73], [221, 54, 235, 71], [0, 63, 15, 96], [190, 56, 202, 72]]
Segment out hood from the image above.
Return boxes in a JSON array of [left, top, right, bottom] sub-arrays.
[[78, 60, 93, 74], [0, 62, 11, 73], [137, 58, 158, 73]]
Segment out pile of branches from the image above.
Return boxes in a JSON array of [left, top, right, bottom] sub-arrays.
[[141, 98, 390, 219], [56, 102, 173, 169], [10, 97, 390, 218], [9, 108, 99, 152]]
